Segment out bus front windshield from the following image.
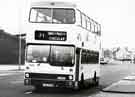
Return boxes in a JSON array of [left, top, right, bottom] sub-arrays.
[[26, 45, 75, 66], [29, 8, 75, 24]]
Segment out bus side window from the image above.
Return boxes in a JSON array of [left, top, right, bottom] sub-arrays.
[[91, 21, 94, 33], [81, 49, 87, 64], [86, 17, 91, 31], [97, 24, 101, 36], [76, 48, 81, 54], [76, 48, 81, 66], [82, 14, 86, 28], [76, 10, 82, 26]]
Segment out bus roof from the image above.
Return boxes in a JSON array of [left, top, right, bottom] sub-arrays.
[[30, 1, 76, 8]]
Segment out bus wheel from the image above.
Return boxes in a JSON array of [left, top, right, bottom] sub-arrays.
[[73, 81, 80, 91], [79, 74, 85, 89], [93, 72, 99, 86]]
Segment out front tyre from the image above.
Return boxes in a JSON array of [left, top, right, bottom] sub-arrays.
[[73, 81, 80, 91], [73, 74, 84, 91], [80, 74, 85, 89], [93, 72, 99, 86]]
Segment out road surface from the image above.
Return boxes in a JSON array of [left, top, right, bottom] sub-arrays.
[[0, 61, 135, 97]]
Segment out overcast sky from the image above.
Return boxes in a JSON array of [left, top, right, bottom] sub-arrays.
[[0, 0, 135, 49]]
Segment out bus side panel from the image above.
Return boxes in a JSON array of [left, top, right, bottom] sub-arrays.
[[78, 63, 100, 84], [75, 49, 80, 81]]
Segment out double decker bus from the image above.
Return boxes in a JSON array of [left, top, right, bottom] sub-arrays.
[[24, 1, 101, 90]]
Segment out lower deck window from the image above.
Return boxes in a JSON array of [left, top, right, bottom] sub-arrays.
[[81, 50, 99, 64]]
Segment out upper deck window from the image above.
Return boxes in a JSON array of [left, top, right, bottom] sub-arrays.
[[29, 8, 75, 24]]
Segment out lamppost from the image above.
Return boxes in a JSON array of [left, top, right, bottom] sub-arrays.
[[18, 33, 21, 70], [18, 0, 22, 70]]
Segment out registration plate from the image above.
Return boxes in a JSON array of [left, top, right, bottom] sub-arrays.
[[42, 83, 54, 87]]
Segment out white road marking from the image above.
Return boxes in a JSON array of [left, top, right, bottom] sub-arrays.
[[103, 80, 121, 91], [0, 73, 15, 79], [0, 73, 13, 76], [123, 75, 135, 80], [10, 80, 23, 84], [24, 91, 33, 94], [116, 80, 135, 85]]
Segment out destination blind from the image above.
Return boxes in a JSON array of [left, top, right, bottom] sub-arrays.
[[35, 30, 67, 41]]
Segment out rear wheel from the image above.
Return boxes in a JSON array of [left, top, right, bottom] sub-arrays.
[[93, 72, 99, 86]]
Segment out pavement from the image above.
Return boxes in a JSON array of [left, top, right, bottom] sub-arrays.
[[103, 73, 135, 93]]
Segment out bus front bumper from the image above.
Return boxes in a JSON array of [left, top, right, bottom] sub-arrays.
[[24, 78, 76, 88]]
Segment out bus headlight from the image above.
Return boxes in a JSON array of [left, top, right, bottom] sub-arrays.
[[57, 77, 66, 80], [25, 73, 29, 78], [69, 75, 73, 80]]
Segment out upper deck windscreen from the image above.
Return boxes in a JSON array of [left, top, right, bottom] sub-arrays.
[[29, 8, 75, 24]]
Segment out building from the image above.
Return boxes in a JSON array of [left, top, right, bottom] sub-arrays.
[[114, 47, 132, 61], [0, 30, 25, 64]]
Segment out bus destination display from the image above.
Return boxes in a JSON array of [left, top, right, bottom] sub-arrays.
[[35, 31, 67, 41]]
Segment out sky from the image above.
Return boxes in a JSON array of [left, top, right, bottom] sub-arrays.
[[0, 0, 135, 49]]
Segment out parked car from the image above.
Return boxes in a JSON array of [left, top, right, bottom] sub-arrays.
[[100, 58, 109, 64]]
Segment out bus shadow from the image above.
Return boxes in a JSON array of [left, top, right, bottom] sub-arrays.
[[31, 86, 100, 96]]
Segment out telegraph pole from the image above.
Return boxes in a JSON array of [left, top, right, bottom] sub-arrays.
[[18, 33, 21, 70], [18, 0, 22, 70]]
